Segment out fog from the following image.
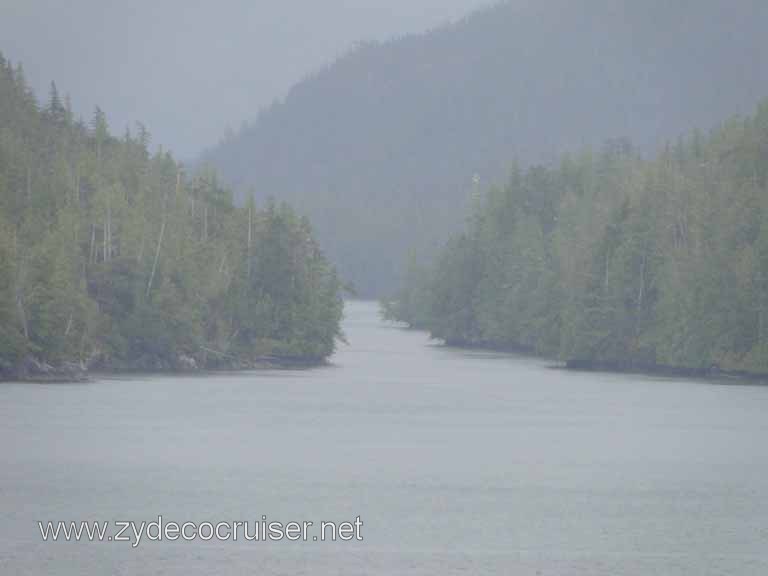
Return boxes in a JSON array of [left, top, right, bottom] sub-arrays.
[[3, 2, 768, 574], [0, 0, 493, 159]]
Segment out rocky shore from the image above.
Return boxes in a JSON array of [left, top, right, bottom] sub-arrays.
[[1, 357, 89, 383], [1, 352, 325, 383]]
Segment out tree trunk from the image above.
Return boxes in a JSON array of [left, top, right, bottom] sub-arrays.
[[203, 204, 208, 243], [637, 252, 647, 313], [175, 170, 182, 199], [15, 278, 29, 340], [247, 203, 252, 280], [89, 224, 96, 264], [16, 296, 29, 340], [104, 195, 111, 262], [64, 311, 74, 337], [146, 206, 167, 298]]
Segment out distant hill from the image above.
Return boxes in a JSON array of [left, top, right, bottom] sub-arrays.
[[200, 0, 768, 296]]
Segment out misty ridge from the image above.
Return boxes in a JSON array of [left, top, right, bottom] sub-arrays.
[[201, 0, 768, 297]]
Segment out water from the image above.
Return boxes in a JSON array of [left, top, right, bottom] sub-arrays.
[[1, 300, 767, 575]]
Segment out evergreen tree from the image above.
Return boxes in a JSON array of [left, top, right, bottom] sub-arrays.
[[0, 53, 343, 380], [388, 99, 768, 376]]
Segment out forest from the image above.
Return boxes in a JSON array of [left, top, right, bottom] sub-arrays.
[[202, 0, 768, 297], [0, 53, 343, 381], [384, 101, 768, 377]]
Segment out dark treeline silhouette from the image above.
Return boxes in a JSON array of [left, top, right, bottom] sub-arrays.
[[201, 0, 768, 296], [0, 53, 343, 381], [384, 101, 768, 376]]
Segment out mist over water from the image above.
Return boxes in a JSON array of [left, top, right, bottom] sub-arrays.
[[1, 301, 767, 574]]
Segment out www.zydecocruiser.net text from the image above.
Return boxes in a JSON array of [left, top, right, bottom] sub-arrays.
[[38, 516, 364, 548]]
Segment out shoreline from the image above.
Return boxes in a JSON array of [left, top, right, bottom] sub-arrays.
[[561, 358, 768, 384], [396, 325, 768, 384], [0, 355, 329, 384]]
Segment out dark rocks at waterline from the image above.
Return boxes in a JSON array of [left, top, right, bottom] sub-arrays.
[[1, 351, 325, 383], [1, 357, 89, 383], [564, 358, 768, 382]]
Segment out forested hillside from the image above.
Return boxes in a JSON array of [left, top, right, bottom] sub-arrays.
[[384, 101, 768, 376], [0, 53, 343, 381], [201, 0, 768, 296]]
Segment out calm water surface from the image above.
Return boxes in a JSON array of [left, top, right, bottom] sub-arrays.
[[1, 301, 767, 574]]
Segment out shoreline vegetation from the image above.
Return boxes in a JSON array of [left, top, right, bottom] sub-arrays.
[[561, 359, 767, 383], [384, 318, 767, 383], [6, 354, 329, 384], [383, 100, 768, 382], [0, 53, 344, 383]]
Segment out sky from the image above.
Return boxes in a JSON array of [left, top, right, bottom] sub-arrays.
[[1, 0, 493, 160]]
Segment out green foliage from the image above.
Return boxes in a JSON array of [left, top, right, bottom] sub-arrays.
[[0, 53, 343, 378], [389, 101, 768, 375], [0, 217, 27, 372]]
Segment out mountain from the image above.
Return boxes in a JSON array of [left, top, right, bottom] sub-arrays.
[[200, 0, 768, 296]]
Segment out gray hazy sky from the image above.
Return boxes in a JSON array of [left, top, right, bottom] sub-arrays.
[[1, 0, 493, 159]]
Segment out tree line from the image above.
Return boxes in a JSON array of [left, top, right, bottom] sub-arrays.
[[384, 100, 768, 376], [0, 53, 343, 380]]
